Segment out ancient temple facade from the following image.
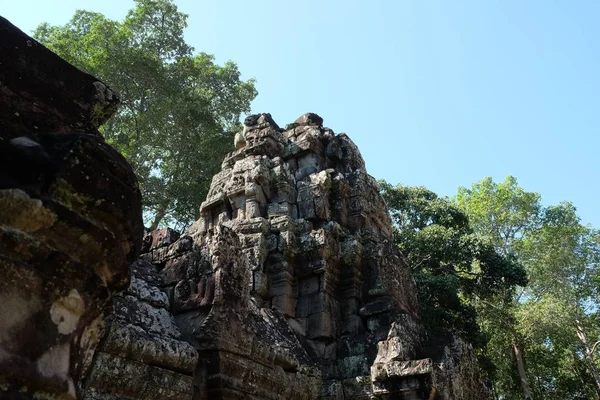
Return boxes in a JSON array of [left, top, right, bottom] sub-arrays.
[[0, 16, 490, 400]]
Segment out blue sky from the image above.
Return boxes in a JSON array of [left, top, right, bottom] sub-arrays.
[[3, 0, 599, 227]]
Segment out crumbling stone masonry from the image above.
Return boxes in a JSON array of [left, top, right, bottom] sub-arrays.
[[0, 16, 143, 400], [114, 112, 439, 399]]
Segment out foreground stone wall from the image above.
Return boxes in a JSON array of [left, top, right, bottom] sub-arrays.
[[0, 16, 143, 400]]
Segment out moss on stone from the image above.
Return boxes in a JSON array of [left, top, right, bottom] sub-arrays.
[[0, 189, 56, 233]]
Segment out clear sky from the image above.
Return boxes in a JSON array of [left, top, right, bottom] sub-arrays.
[[3, 0, 599, 227]]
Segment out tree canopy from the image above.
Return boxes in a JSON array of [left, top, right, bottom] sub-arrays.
[[379, 181, 527, 350], [34, 0, 257, 229], [457, 176, 600, 400], [382, 177, 600, 399]]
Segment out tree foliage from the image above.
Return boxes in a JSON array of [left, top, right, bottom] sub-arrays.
[[379, 181, 527, 350], [34, 0, 257, 229], [382, 176, 600, 399], [457, 176, 600, 400]]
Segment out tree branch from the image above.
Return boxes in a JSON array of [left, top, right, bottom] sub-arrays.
[[592, 340, 600, 357]]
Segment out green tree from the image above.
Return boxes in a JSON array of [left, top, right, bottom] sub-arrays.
[[379, 181, 527, 353], [516, 203, 600, 399], [457, 176, 600, 400], [456, 176, 540, 399], [34, 0, 257, 229]]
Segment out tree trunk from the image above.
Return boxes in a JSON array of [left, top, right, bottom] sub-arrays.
[[513, 342, 533, 400], [576, 321, 600, 399], [149, 208, 166, 230]]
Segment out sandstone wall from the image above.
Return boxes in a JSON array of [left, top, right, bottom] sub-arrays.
[[0, 16, 143, 400]]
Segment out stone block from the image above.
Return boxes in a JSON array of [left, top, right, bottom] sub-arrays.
[[277, 231, 292, 253], [298, 275, 321, 296], [269, 281, 293, 297], [341, 315, 365, 335], [307, 311, 333, 339], [152, 246, 171, 265], [308, 291, 327, 315], [265, 234, 278, 251], [112, 295, 181, 339], [84, 352, 194, 400], [173, 310, 211, 344], [297, 232, 318, 254], [325, 139, 343, 161], [126, 275, 169, 309], [297, 296, 310, 318], [162, 255, 192, 286], [311, 228, 327, 246], [288, 318, 306, 337], [150, 228, 180, 250], [272, 295, 297, 317], [296, 135, 324, 155], [253, 270, 269, 297], [359, 296, 395, 317], [373, 329, 420, 365], [166, 235, 193, 256], [240, 232, 265, 250], [236, 217, 270, 234], [272, 183, 295, 204], [245, 198, 263, 218], [298, 199, 316, 220], [101, 322, 197, 373], [268, 202, 292, 218], [296, 181, 312, 202], [130, 259, 166, 287], [366, 316, 392, 343], [324, 341, 338, 361], [370, 358, 432, 381], [342, 297, 360, 316], [304, 339, 327, 358], [314, 195, 331, 220], [294, 113, 323, 126]]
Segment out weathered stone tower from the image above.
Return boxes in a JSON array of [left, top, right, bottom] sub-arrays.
[[126, 112, 436, 399]]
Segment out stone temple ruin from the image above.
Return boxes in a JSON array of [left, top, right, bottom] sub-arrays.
[[0, 16, 490, 400]]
